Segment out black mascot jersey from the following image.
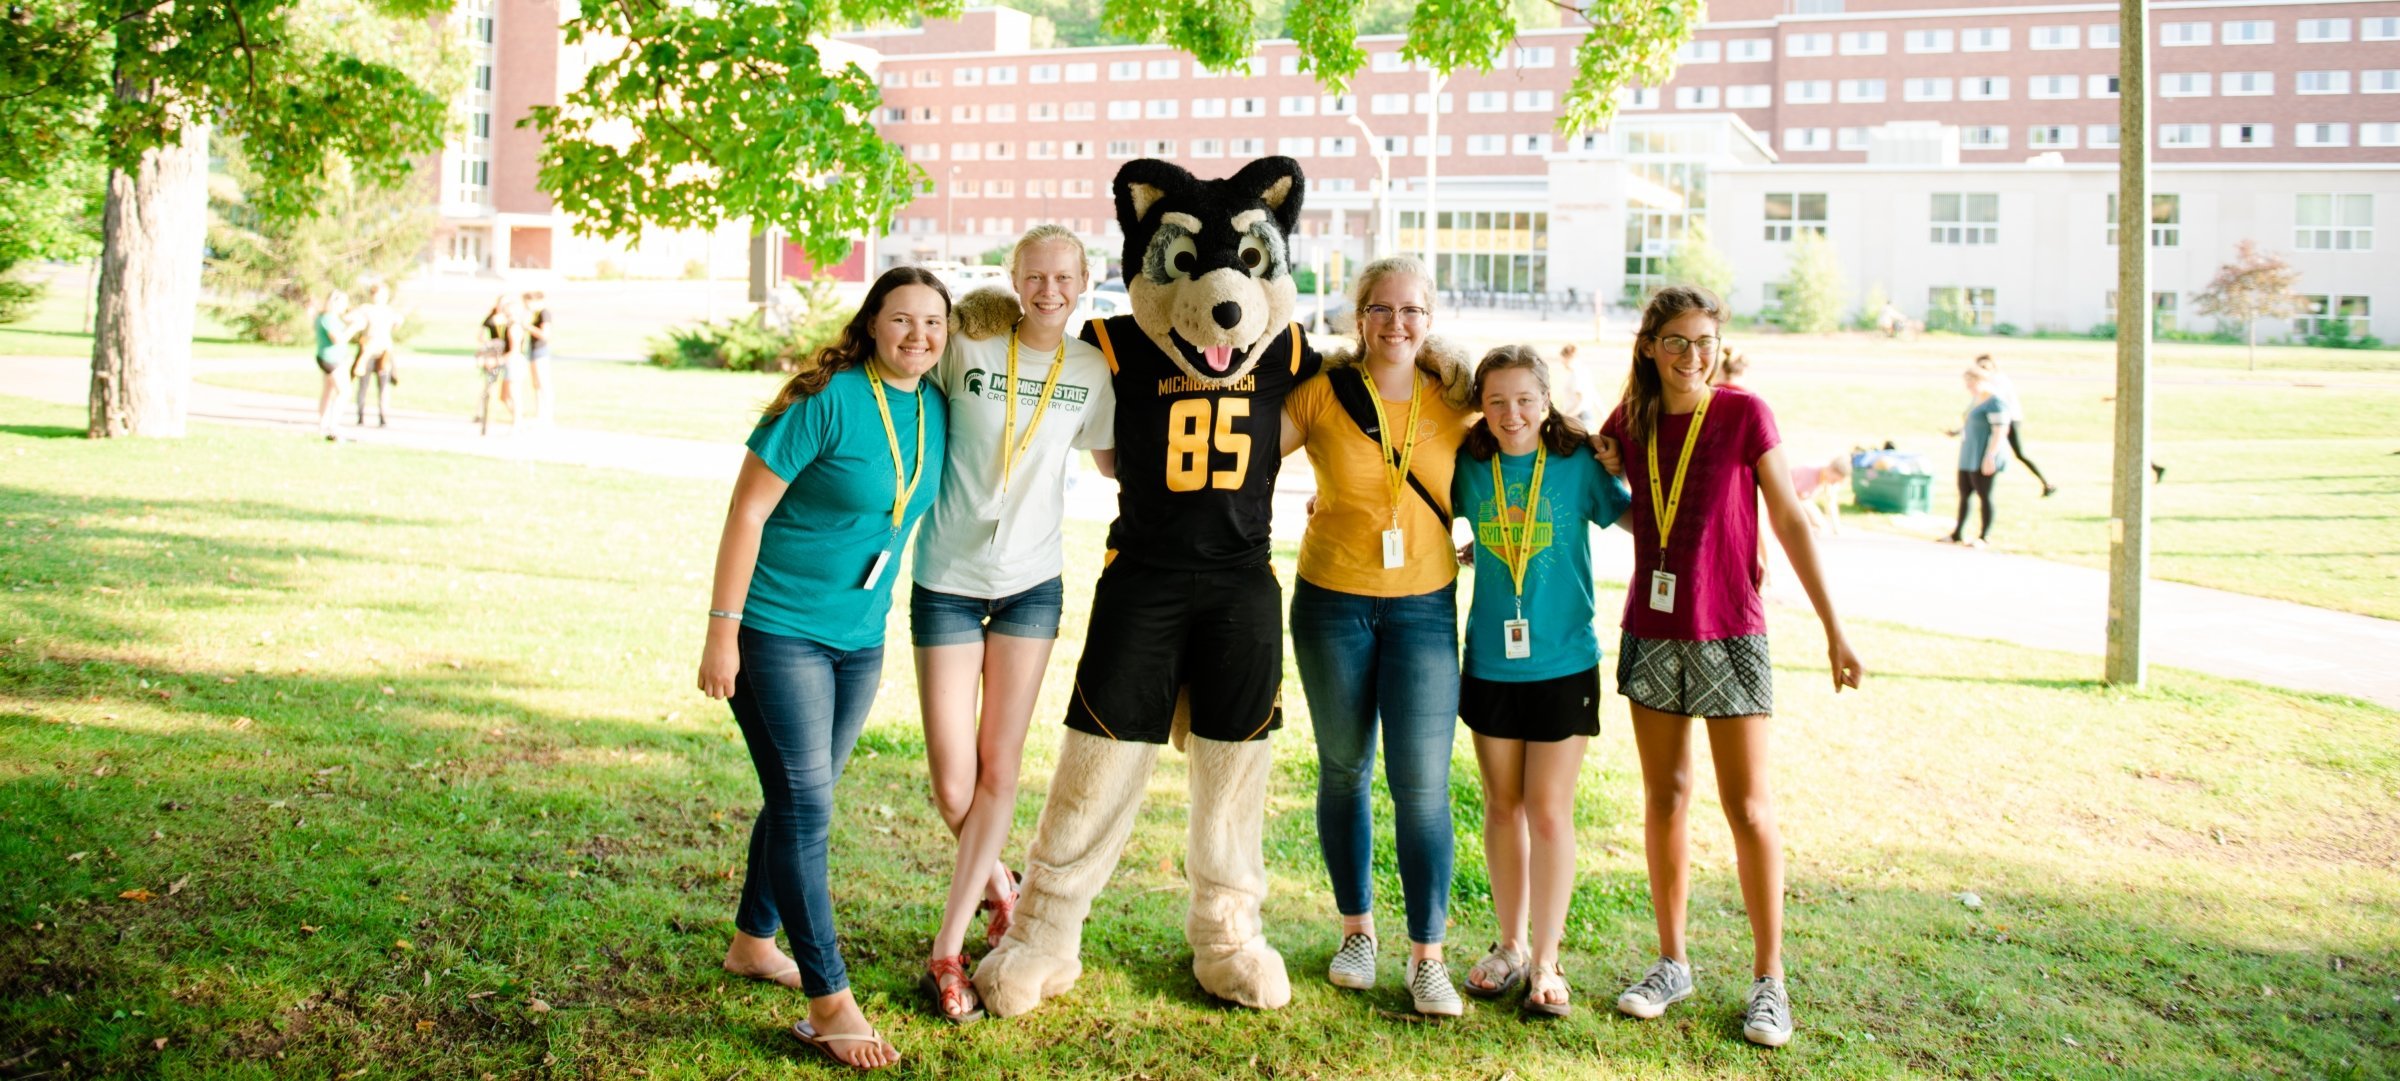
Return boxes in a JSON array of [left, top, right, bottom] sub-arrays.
[[1084, 315, 1322, 571]]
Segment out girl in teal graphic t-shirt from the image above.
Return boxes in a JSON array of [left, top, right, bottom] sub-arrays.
[[695, 267, 951, 1070], [1449, 345, 1630, 1018]]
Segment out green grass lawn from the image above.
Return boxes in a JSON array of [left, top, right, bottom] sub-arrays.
[[2, 395, 2394, 1079], [197, 358, 790, 445], [1725, 334, 2400, 620]]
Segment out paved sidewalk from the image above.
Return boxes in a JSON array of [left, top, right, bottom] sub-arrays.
[[10, 353, 2396, 711]]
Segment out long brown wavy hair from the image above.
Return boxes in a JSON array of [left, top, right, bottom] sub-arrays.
[[1617, 285, 1726, 444], [759, 266, 952, 423], [1463, 344, 1591, 461]]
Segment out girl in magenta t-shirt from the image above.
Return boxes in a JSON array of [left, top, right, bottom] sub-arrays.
[[1597, 286, 1863, 1049]]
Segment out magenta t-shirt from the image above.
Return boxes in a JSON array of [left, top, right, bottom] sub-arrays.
[[1601, 386, 1782, 642]]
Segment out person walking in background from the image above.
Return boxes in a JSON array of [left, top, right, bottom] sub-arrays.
[[909, 226, 1116, 1024], [312, 289, 353, 441], [1278, 255, 1478, 1017], [1450, 345, 1631, 1018], [523, 290, 555, 425], [696, 267, 951, 1070], [348, 283, 402, 428], [1550, 342, 1589, 426], [1969, 354, 2056, 497], [1947, 365, 2009, 548], [1788, 454, 1851, 536], [1599, 285, 1862, 1049]]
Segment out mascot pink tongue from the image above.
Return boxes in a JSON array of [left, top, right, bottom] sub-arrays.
[[971, 157, 1321, 1019]]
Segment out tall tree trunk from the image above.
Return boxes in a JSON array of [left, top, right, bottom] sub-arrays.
[[88, 102, 208, 439]]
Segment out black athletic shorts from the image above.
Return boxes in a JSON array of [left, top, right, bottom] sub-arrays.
[[1460, 666, 1602, 742], [1065, 560, 1285, 744]]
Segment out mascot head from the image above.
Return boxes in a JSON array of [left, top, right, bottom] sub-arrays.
[[1115, 156, 1305, 386]]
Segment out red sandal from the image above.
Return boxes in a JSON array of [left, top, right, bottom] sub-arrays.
[[980, 868, 1022, 950], [921, 954, 983, 1024]]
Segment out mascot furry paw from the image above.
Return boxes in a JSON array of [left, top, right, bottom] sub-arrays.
[[973, 157, 1322, 1017]]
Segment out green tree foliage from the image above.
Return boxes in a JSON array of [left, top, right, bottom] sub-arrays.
[[2190, 239, 2308, 370], [1778, 230, 1847, 335], [1658, 218, 1734, 308], [205, 147, 438, 345], [2, 0, 459, 433], [1, 0, 455, 219], [537, 0, 1699, 266]]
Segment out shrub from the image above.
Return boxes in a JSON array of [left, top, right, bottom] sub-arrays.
[[1852, 282, 1891, 331], [2088, 322, 2117, 339], [646, 277, 851, 371], [1993, 322, 2021, 337], [220, 294, 308, 345], [2305, 320, 2386, 350], [0, 275, 42, 324], [681, 258, 708, 281], [1776, 231, 1846, 334], [1926, 291, 1981, 335], [593, 259, 624, 280]]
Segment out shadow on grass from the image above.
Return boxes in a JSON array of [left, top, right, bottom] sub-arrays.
[[0, 424, 84, 440]]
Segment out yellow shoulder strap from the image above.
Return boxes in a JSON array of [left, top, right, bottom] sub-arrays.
[[1287, 322, 1303, 375], [1091, 319, 1119, 375]]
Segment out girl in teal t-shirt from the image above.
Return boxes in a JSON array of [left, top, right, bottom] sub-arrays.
[[312, 290, 351, 439], [1449, 345, 1629, 1018], [694, 267, 951, 1071]]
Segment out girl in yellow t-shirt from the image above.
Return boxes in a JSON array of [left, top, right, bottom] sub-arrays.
[[1276, 255, 1477, 1016]]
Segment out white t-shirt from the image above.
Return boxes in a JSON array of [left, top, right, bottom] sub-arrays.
[[912, 329, 1116, 598]]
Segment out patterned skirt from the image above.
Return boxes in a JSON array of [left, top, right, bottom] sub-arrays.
[[1614, 632, 1773, 719]]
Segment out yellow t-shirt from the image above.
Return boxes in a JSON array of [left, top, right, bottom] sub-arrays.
[[1285, 366, 1476, 597]]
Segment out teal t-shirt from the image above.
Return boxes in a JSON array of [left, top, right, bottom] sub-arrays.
[[1451, 444, 1632, 682], [1958, 396, 2009, 474], [315, 313, 346, 364], [742, 365, 947, 650]]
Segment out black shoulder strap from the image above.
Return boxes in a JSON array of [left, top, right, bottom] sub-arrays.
[[1329, 368, 1449, 523]]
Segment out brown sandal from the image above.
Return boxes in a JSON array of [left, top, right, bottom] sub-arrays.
[[922, 954, 983, 1024]]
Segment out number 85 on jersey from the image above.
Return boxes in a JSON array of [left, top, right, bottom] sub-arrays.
[[1165, 397, 1252, 493]]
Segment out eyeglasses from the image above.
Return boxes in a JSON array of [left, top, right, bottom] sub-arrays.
[[1655, 334, 1720, 356], [1362, 304, 1432, 323]]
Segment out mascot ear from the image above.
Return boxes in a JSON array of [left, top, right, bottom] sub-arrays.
[[1229, 156, 1306, 238], [1114, 159, 1198, 238]]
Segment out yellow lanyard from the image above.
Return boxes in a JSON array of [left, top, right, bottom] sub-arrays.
[[1361, 368, 1425, 526], [866, 364, 927, 531], [1000, 330, 1067, 494], [1644, 389, 1713, 560], [1489, 447, 1547, 613]]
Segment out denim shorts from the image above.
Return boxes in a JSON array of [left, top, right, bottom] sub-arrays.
[[909, 576, 1065, 646]]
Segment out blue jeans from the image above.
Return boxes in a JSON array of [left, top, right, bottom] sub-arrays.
[[727, 626, 884, 997], [1289, 578, 1461, 945]]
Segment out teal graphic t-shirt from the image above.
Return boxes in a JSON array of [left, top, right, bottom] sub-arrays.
[[1451, 444, 1632, 682], [743, 364, 947, 650]]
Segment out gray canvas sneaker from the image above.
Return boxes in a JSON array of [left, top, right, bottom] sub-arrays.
[[1614, 956, 1694, 1019], [1743, 975, 1793, 1047], [1407, 956, 1464, 1017], [1327, 932, 1378, 990]]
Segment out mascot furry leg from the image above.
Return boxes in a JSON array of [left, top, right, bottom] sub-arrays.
[[974, 728, 1158, 1017], [1184, 732, 1290, 1008], [978, 714, 1290, 1015]]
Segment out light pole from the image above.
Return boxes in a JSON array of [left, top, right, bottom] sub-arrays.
[[1347, 112, 1392, 262], [944, 164, 961, 263], [1423, 71, 1447, 275]]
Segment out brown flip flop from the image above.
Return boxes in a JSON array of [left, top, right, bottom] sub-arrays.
[[790, 1019, 900, 1071]]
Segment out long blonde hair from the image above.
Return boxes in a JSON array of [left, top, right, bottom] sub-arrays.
[[1618, 285, 1725, 444]]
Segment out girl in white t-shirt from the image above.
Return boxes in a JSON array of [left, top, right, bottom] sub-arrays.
[[909, 225, 1117, 1022]]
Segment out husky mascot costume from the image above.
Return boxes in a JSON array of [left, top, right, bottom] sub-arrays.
[[968, 157, 1322, 1015]]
